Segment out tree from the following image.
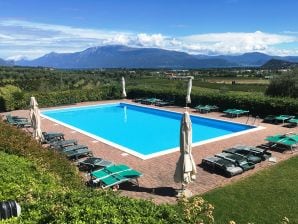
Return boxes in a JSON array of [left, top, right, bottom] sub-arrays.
[[265, 70, 298, 98]]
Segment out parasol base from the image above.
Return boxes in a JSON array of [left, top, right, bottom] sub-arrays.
[[176, 188, 193, 198]]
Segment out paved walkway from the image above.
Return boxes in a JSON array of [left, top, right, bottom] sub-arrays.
[[2, 99, 297, 204]]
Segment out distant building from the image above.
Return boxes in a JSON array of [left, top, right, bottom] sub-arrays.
[[264, 75, 273, 79]]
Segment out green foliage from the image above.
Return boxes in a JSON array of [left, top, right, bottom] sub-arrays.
[[177, 196, 214, 224], [0, 85, 121, 111], [203, 156, 298, 223], [0, 85, 26, 111], [0, 66, 139, 92], [0, 151, 61, 202], [0, 121, 214, 223], [266, 72, 298, 98], [0, 121, 83, 190], [128, 86, 298, 117], [28, 86, 120, 108]]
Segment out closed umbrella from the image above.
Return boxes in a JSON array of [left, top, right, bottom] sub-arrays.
[[29, 97, 44, 142], [174, 111, 197, 196], [186, 77, 192, 105], [29, 96, 37, 123], [121, 76, 127, 98]]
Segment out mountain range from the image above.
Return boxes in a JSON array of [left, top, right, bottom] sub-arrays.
[[0, 58, 13, 66], [2, 45, 298, 69]]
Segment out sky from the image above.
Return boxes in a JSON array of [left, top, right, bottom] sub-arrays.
[[1, 0, 298, 59]]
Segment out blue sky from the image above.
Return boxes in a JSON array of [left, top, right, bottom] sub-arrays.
[[1, 0, 298, 59]]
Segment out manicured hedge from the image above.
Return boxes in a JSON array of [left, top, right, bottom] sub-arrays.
[[127, 87, 298, 117], [0, 121, 214, 223], [0, 85, 121, 112]]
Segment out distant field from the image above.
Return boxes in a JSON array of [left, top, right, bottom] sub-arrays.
[[203, 77, 270, 84], [127, 77, 268, 93]]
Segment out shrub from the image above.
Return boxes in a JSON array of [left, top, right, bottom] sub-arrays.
[[266, 72, 298, 98], [0, 85, 27, 111], [128, 86, 298, 117], [0, 85, 122, 112], [0, 121, 83, 190], [0, 121, 214, 223]]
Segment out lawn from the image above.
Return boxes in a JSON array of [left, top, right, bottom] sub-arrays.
[[203, 156, 298, 224]]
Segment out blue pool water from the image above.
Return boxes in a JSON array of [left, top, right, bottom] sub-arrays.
[[42, 103, 255, 158]]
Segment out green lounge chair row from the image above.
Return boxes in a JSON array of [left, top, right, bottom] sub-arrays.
[[201, 145, 270, 177], [194, 105, 218, 113], [49, 137, 93, 160], [223, 109, 249, 118], [90, 164, 142, 189], [46, 133, 115, 177], [5, 114, 31, 128]]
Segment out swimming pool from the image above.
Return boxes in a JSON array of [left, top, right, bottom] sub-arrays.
[[42, 103, 260, 159]]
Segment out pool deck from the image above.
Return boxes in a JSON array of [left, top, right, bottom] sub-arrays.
[[2, 99, 298, 204]]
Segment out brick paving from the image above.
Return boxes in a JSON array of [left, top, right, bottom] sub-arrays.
[[2, 99, 297, 204]]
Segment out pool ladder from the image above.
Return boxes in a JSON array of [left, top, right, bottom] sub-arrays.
[[246, 115, 260, 126]]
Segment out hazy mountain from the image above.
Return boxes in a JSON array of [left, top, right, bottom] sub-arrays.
[[213, 52, 273, 66], [197, 52, 298, 67], [0, 58, 14, 66], [261, 59, 298, 69], [16, 45, 237, 69], [14, 45, 298, 69], [282, 56, 298, 63], [193, 52, 274, 66]]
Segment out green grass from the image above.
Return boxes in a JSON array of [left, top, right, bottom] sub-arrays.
[[203, 156, 298, 224]]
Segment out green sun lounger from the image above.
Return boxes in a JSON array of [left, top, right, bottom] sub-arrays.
[[99, 169, 142, 189], [63, 146, 93, 160], [6, 114, 31, 128], [6, 114, 29, 122], [263, 115, 277, 123], [90, 164, 142, 189], [58, 144, 88, 152], [155, 100, 174, 107], [50, 139, 78, 149], [195, 105, 210, 113], [91, 164, 131, 180], [223, 147, 262, 164], [232, 145, 271, 160], [42, 132, 65, 143], [274, 115, 295, 124], [265, 134, 298, 152], [288, 116, 298, 126], [223, 109, 249, 118], [195, 105, 218, 113], [215, 152, 255, 171], [141, 98, 162, 105], [78, 157, 113, 171]]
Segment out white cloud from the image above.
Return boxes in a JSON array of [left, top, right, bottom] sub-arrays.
[[136, 33, 167, 47], [0, 19, 298, 59], [180, 31, 298, 54]]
